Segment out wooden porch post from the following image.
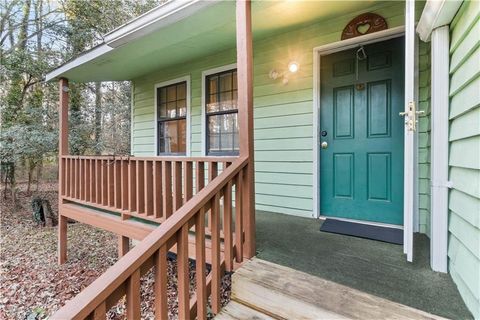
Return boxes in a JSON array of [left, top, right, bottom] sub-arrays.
[[236, 0, 255, 259], [58, 77, 69, 264]]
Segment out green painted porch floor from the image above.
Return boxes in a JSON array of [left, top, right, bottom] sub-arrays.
[[255, 211, 473, 320]]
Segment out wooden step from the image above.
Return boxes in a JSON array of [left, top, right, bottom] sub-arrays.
[[215, 301, 275, 320], [228, 258, 447, 320]]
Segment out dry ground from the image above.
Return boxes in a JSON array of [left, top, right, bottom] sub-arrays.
[[0, 183, 230, 319]]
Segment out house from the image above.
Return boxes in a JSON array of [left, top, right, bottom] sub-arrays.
[[45, 0, 479, 319]]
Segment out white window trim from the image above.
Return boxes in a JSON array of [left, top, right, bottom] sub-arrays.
[[154, 75, 191, 156], [200, 63, 237, 156]]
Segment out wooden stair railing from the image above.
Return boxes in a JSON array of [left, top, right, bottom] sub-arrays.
[[51, 156, 249, 320], [60, 155, 235, 227]]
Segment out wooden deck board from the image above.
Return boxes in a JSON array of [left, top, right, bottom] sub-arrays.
[[226, 258, 448, 320], [215, 301, 274, 320]]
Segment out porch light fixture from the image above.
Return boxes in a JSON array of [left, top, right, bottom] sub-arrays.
[[288, 61, 299, 73], [269, 60, 300, 85]]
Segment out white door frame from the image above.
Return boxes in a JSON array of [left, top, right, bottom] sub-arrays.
[[312, 26, 419, 241]]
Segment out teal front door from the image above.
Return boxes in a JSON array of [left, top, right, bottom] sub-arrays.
[[320, 37, 404, 225]]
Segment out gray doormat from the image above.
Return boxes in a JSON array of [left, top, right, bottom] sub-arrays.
[[320, 219, 403, 245]]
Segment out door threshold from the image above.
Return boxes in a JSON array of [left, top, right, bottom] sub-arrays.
[[319, 215, 403, 230]]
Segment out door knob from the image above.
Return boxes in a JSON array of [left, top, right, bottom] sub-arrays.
[[321, 141, 328, 149]]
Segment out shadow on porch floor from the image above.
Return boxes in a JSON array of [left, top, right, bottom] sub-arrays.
[[255, 210, 473, 320]]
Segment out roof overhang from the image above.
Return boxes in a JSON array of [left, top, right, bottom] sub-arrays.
[[46, 0, 396, 83], [416, 0, 462, 42], [45, 0, 216, 82]]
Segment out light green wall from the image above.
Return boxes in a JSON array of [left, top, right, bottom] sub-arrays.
[[131, 2, 428, 219], [418, 41, 431, 236], [448, 1, 480, 318]]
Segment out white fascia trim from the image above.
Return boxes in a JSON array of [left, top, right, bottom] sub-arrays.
[[45, 44, 113, 81], [417, 0, 462, 42], [200, 63, 237, 156], [154, 75, 192, 157], [105, 0, 216, 48]]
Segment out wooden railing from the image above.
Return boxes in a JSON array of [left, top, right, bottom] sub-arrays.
[[60, 155, 235, 224], [52, 156, 249, 319]]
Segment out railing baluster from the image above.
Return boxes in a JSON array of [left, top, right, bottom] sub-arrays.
[[85, 159, 91, 202], [65, 158, 70, 197], [129, 160, 137, 212], [224, 181, 233, 271], [173, 161, 182, 211], [114, 159, 121, 209], [184, 161, 193, 203], [96, 159, 101, 205], [102, 160, 108, 206], [145, 161, 153, 216], [136, 160, 145, 214], [75, 158, 81, 199], [90, 159, 96, 203], [211, 192, 221, 314], [153, 161, 162, 219], [208, 162, 218, 234], [195, 208, 207, 320], [72, 158, 76, 198], [162, 161, 172, 218], [196, 161, 205, 195], [154, 245, 168, 320], [121, 159, 128, 211], [91, 301, 106, 320], [235, 171, 243, 262], [126, 269, 141, 319], [108, 159, 114, 207], [177, 224, 190, 320], [79, 159, 83, 200]]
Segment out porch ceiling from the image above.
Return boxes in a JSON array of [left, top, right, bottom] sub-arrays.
[[47, 0, 385, 82]]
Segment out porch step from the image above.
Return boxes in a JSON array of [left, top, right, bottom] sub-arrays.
[[218, 258, 447, 320], [215, 301, 275, 320]]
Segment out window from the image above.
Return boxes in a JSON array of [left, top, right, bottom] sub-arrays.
[[205, 69, 239, 155], [157, 81, 187, 155]]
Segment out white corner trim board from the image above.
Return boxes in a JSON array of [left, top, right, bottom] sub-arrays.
[[417, 0, 462, 42], [430, 26, 450, 273]]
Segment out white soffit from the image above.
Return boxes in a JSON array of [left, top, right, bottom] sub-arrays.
[[417, 0, 463, 42]]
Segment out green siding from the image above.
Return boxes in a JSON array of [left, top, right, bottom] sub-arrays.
[[418, 41, 431, 235], [131, 2, 428, 219], [448, 1, 480, 318]]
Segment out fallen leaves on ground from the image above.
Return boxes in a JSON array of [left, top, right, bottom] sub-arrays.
[[0, 183, 231, 319]]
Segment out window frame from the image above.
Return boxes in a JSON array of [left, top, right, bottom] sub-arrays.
[[154, 75, 191, 156], [201, 64, 239, 156]]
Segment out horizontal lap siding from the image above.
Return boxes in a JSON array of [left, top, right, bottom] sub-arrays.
[[131, 2, 410, 217], [418, 41, 431, 235], [448, 1, 480, 318]]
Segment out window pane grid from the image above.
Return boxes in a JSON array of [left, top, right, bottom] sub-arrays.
[[205, 69, 239, 155], [157, 81, 187, 155]]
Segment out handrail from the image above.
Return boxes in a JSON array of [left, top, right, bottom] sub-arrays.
[[52, 156, 249, 319]]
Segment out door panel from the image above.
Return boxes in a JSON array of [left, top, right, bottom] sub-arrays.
[[320, 37, 404, 225]]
